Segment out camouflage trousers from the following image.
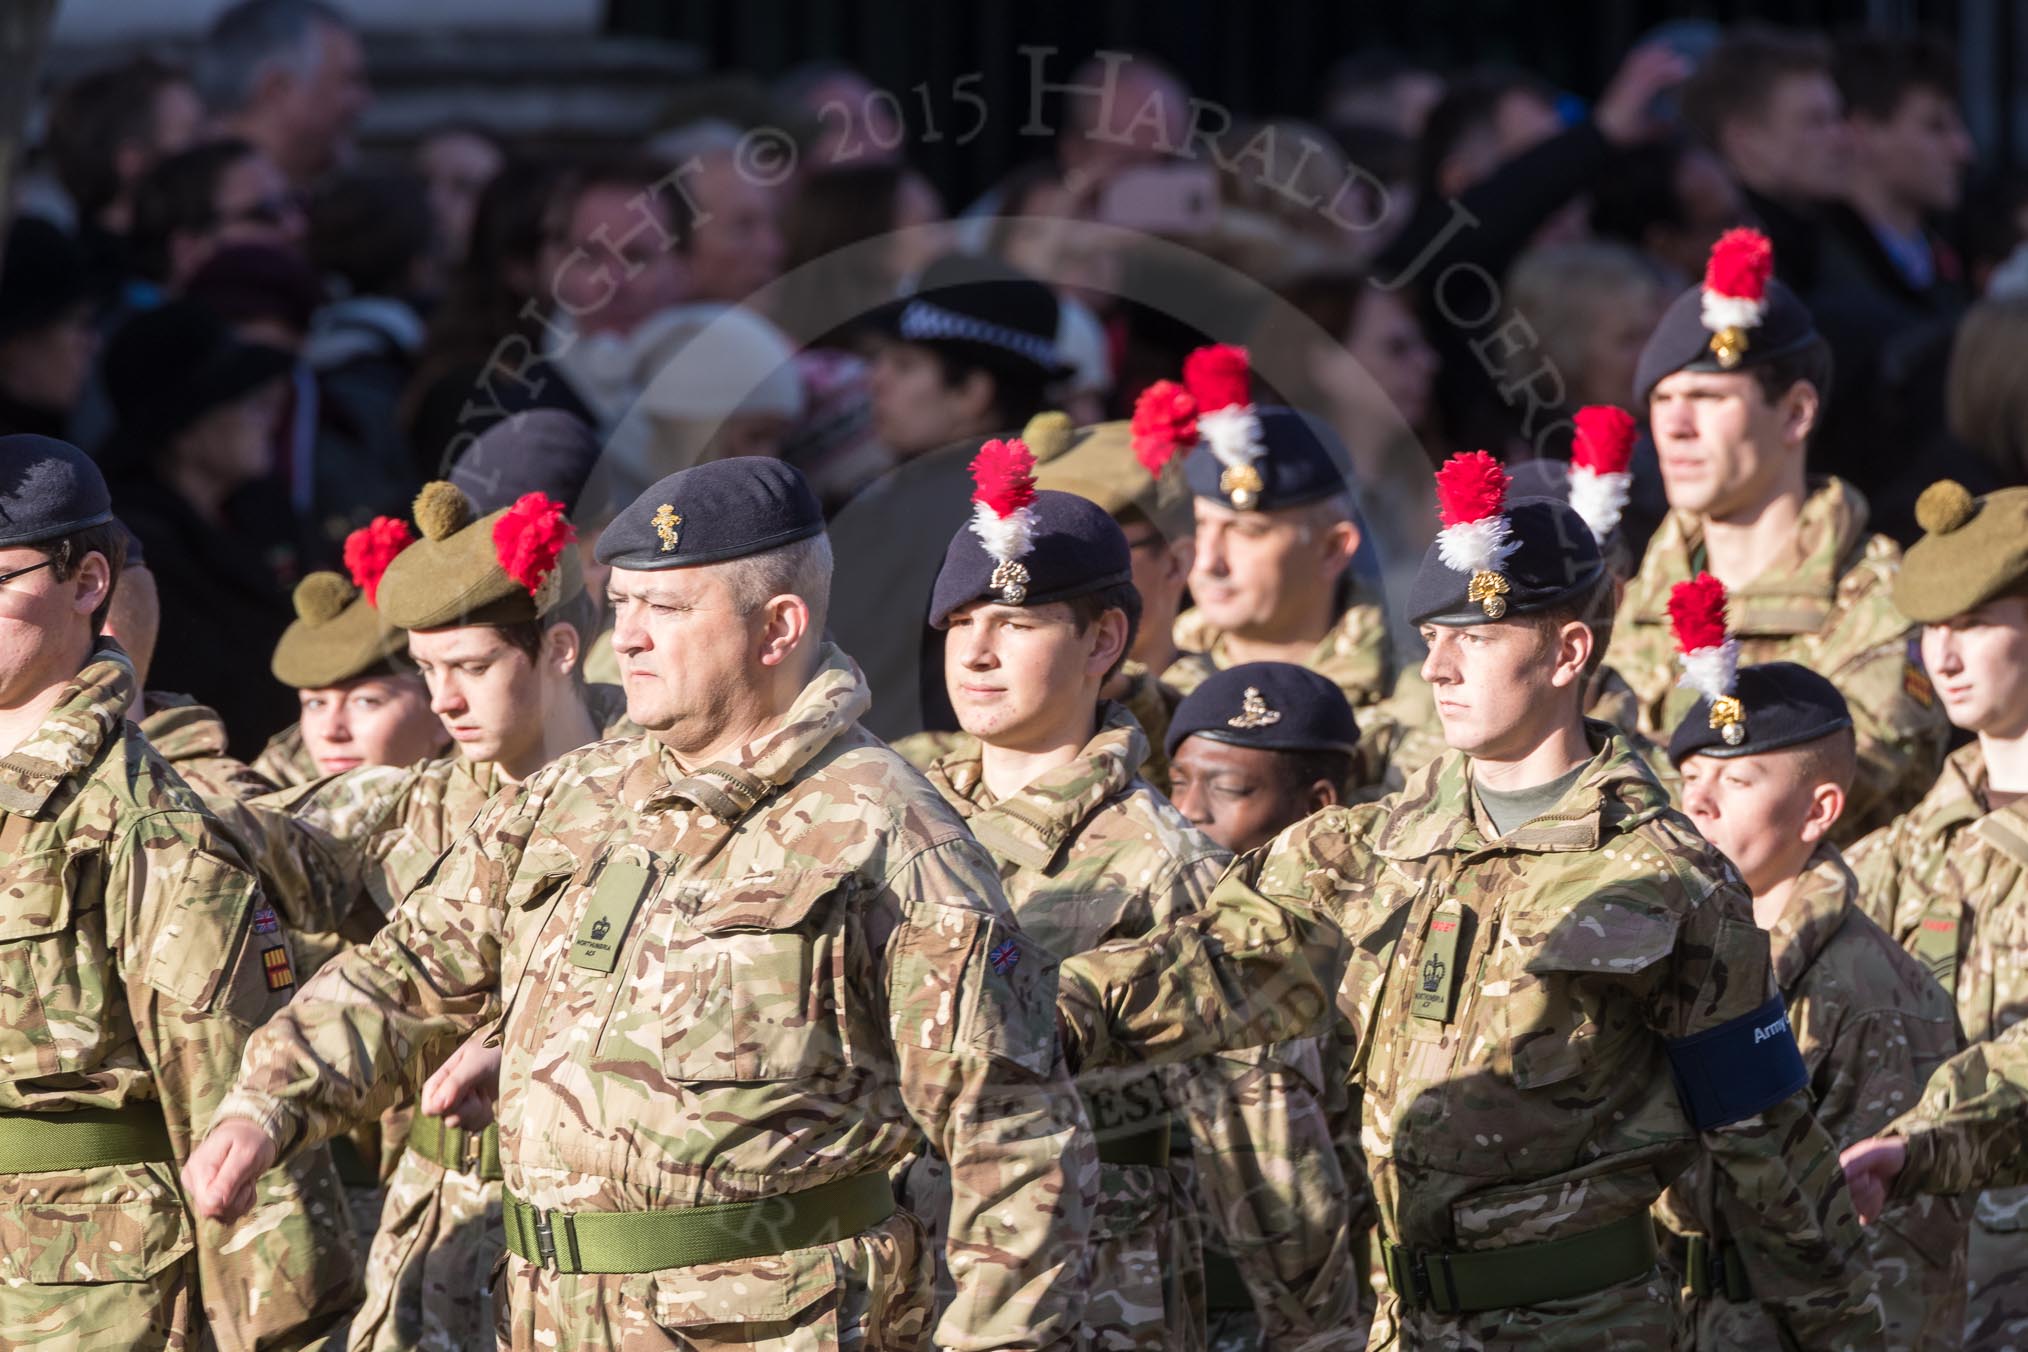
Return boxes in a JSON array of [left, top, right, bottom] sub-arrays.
[[903, 1148, 1205, 1351], [1368, 1268, 1676, 1351], [350, 1145, 502, 1351], [1964, 1201, 2028, 1352], [490, 1209, 933, 1351], [0, 1157, 357, 1351]]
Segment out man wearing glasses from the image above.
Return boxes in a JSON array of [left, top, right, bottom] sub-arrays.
[[0, 434, 356, 1347]]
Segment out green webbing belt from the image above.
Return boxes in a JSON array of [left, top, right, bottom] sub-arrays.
[[0, 1105, 174, 1174], [406, 1116, 504, 1182], [502, 1170, 896, 1274], [1381, 1210, 1659, 1314], [1684, 1233, 1754, 1302], [1201, 1249, 1254, 1312], [1093, 1122, 1172, 1168]]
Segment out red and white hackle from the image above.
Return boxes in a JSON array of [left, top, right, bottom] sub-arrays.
[[1569, 405, 1636, 544], [1183, 344, 1265, 508], [1668, 571, 1745, 745], [1700, 228, 1774, 370], [1434, 450, 1519, 618], [970, 438, 1039, 604]]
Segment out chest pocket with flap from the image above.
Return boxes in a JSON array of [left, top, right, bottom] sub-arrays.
[[1499, 898, 1681, 1091], [657, 868, 858, 1084], [0, 846, 98, 1080]]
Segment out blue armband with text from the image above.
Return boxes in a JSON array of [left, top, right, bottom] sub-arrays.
[[1664, 993, 1808, 1130]]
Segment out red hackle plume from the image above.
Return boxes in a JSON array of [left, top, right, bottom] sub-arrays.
[[492, 493, 577, 597], [342, 516, 415, 607]]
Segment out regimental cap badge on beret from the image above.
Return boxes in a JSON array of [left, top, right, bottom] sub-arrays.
[[1700, 228, 1774, 370], [1434, 450, 1519, 619], [1227, 686, 1283, 730], [969, 437, 1039, 605], [1568, 405, 1636, 545], [1183, 344, 1266, 509], [1670, 572, 1745, 745], [651, 503, 682, 552]]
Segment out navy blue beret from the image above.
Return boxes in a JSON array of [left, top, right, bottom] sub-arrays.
[[1408, 497, 1607, 627], [929, 488, 1132, 628], [1668, 661, 1853, 765], [451, 410, 602, 516], [1164, 661, 1358, 760], [1634, 278, 1824, 407], [1184, 405, 1351, 513], [595, 457, 824, 570], [0, 435, 113, 548]]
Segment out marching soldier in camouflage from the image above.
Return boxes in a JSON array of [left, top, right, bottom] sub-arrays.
[[1843, 1021, 2028, 1225], [1847, 480, 2028, 1351], [1166, 662, 1376, 1351], [185, 457, 1098, 1351], [272, 480, 624, 1351], [1153, 349, 1392, 711], [0, 436, 357, 1349], [1058, 459, 1881, 1348], [916, 446, 1357, 1349], [1659, 651, 1965, 1350], [1607, 229, 1946, 843]]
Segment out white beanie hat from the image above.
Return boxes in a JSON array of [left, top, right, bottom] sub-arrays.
[[630, 304, 806, 423]]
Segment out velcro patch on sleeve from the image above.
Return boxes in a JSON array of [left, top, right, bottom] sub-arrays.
[[1664, 992, 1808, 1131]]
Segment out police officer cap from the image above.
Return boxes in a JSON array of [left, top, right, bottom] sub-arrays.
[[1668, 661, 1853, 765], [450, 410, 602, 516], [0, 434, 112, 548], [596, 457, 824, 571], [1183, 405, 1351, 514], [1163, 661, 1358, 760]]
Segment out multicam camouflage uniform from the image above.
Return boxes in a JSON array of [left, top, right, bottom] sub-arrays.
[[215, 648, 1097, 1350], [1656, 845, 1966, 1350], [1849, 740, 2028, 1350], [1882, 1020, 2028, 1205], [1609, 478, 1948, 843], [917, 704, 1360, 1350], [267, 680, 629, 1351], [251, 720, 321, 789], [1170, 601, 1392, 709], [1064, 726, 1881, 1349], [0, 643, 358, 1349]]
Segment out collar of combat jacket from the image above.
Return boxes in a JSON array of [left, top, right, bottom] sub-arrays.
[[630, 643, 871, 820], [1928, 741, 2028, 870], [1371, 720, 1672, 862], [1766, 843, 1863, 998], [0, 640, 137, 817], [137, 690, 232, 765], [932, 701, 1147, 872], [1172, 599, 1389, 703], [1628, 476, 1873, 637]]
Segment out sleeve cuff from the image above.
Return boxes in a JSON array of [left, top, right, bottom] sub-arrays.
[[211, 1090, 306, 1162], [1886, 1125, 1940, 1203]]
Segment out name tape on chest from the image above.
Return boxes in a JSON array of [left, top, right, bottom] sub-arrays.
[[569, 858, 651, 973]]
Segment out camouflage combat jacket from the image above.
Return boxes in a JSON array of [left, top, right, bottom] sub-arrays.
[[1659, 845, 1965, 1351], [1238, 727, 1879, 1347], [0, 643, 357, 1349], [251, 721, 321, 789], [1170, 600, 1393, 708], [1887, 1019, 2028, 1200], [1609, 477, 1948, 842], [926, 707, 1360, 1346], [216, 647, 1098, 1350]]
